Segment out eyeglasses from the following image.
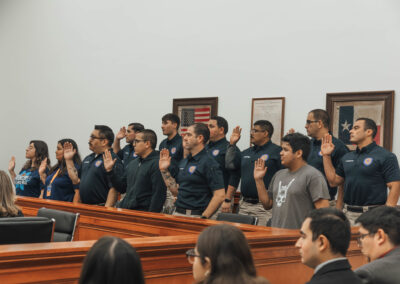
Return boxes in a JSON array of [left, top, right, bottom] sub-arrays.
[[133, 139, 146, 144], [306, 120, 319, 125], [357, 232, 373, 246], [89, 135, 105, 140], [250, 129, 266, 134], [185, 248, 201, 264]]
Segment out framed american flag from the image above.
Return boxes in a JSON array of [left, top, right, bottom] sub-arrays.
[[173, 97, 218, 135], [326, 91, 394, 151]]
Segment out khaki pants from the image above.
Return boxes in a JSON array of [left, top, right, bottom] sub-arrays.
[[162, 190, 176, 214], [343, 208, 362, 226], [238, 199, 272, 226], [172, 211, 201, 218]]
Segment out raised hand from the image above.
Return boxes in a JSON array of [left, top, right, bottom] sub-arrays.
[[63, 142, 76, 161], [159, 149, 171, 171], [320, 134, 335, 156], [253, 158, 268, 180], [103, 149, 117, 172], [8, 156, 16, 172], [287, 128, 295, 135], [39, 158, 48, 175], [116, 127, 127, 140], [229, 126, 242, 145]]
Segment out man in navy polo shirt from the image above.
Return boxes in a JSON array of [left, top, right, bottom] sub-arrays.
[[321, 118, 400, 224], [226, 120, 283, 226], [159, 113, 183, 214], [112, 123, 144, 168], [305, 109, 349, 207], [206, 116, 240, 213], [159, 123, 225, 219], [66, 125, 124, 207]]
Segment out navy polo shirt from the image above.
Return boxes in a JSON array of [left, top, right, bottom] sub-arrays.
[[15, 168, 43, 197], [336, 142, 400, 206], [175, 148, 225, 211], [43, 164, 80, 202], [206, 138, 240, 190], [308, 136, 349, 199], [239, 141, 282, 198], [117, 144, 138, 168], [79, 149, 124, 205], [159, 134, 183, 177]]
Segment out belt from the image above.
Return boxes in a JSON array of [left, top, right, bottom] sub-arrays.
[[242, 197, 259, 204], [344, 204, 380, 213], [175, 207, 203, 216]]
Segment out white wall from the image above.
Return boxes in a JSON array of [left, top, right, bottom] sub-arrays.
[[1, 0, 399, 171]]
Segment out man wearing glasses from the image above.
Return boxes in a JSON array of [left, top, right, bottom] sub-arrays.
[[226, 120, 282, 226], [103, 129, 167, 212], [67, 125, 124, 207], [355, 206, 400, 284], [112, 122, 144, 168]]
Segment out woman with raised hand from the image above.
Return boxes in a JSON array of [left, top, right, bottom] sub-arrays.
[[8, 140, 50, 198], [42, 139, 82, 202], [0, 170, 23, 217]]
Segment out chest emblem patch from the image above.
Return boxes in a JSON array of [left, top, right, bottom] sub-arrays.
[[188, 166, 197, 174], [318, 151, 323, 157], [212, 149, 220, 156], [363, 157, 373, 166], [95, 160, 103, 167], [133, 153, 137, 158], [171, 147, 177, 154], [260, 154, 269, 161]]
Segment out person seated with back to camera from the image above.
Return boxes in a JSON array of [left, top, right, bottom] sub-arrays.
[[0, 170, 23, 217]]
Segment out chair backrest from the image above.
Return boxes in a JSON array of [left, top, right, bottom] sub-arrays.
[[0, 217, 55, 245], [216, 213, 258, 225], [37, 207, 80, 242]]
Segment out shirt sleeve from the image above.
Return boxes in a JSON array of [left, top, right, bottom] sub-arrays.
[[268, 173, 276, 200], [332, 143, 350, 168], [149, 163, 167, 212], [116, 149, 124, 160], [225, 145, 241, 171], [206, 163, 225, 191], [382, 153, 400, 183], [108, 155, 126, 193], [228, 169, 241, 188], [335, 158, 345, 178], [308, 173, 330, 202]]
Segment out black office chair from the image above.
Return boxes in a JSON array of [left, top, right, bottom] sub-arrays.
[[216, 213, 258, 225], [37, 208, 80, 242], [0, 217, 55, 245]]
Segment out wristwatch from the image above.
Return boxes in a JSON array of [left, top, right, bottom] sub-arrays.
[[224, 198, 231, 203]]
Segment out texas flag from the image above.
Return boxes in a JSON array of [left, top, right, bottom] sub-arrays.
[[338, 105, 381, 146]]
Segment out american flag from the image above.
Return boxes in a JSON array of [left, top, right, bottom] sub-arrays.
[[180, 107, 211, 134]]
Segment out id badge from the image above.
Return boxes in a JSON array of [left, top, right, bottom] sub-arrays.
[[46, 185, 52, 197]]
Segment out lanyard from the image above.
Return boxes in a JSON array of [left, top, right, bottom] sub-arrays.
[[49, 169, 60, 185]]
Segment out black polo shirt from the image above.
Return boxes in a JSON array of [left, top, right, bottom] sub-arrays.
[[110, 150, 166, 212], [206, 138, 240, 190], [175, 148, 225, 211], [336, 142, 400, 206], [117, 144, 138, 168], [308, 136, 349, 199], [79, 149, 124, 205], [159, 134, 183, 177]]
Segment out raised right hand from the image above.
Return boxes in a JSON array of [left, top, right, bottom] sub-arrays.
[[229, 126, 242, 145], [321, 134, 335, 156], [63, 142, 76, 161], [159, 149, 171, 171], [8, 156, 16, 172], [116, 127, 127, 140]]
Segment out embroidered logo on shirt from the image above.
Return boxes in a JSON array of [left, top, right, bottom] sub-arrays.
[[171, 147, 177, 154], [95, 160, 103, 167], [133, 153, 137, 158], [363, 157, 373, 166], [260, 154, 269, 161], [212, 149, 220, 156], [276, 179, 295, 207], [318, 151, 323, 157], [188, 166, 196, 174]]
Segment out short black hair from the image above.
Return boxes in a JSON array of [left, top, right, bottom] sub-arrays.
[[162, 113, 180, 130], [94, 125, 114, 147], [192, 123, 210, 144], [281, 132, 311, 161], [310, 109, 330, 128], [140, 129, 157, 150], [307, 208, 351, 256], [128, 123, 145, 132], [356, 206, 400, 246], [356, 117, 377, 138], [254, 120, 274, 138], [210, 116, 228, 134]]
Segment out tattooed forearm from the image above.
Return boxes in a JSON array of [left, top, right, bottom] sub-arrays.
[[161, 170, 179, 196], [66, 161, 80, 184]]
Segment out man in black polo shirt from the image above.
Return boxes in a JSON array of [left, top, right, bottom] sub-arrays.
[[159, 113, 183, 214], [305, 109, 349, 207], [159, 123, 225, 218], [226, 120, 283, 226], [66, 125, 124, 207], [104, 129, 166, 212], [206, 116, 240, 213], [321, 118, 400, 224], [112, 123, 144, 168]]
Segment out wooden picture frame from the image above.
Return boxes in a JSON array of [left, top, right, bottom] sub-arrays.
[[326, 91, 394, 151], [173, 97, 218, 134], [251, 97, 285, 145]]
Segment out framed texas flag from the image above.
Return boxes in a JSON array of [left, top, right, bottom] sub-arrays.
[[326, 91, 394, 151]]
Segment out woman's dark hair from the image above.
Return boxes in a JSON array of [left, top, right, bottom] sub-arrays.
[[196, 224, 262, 284], [79, 236, 145, 284], [22, 140, 50, 171], [49, 139, 82, 176]]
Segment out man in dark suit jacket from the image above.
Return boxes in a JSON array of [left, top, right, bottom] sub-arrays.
[[355, 206, 400, 284], [295, 208, 363, 284]]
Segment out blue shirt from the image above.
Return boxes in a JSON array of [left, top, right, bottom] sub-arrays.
[[117, 144, 138, 168], [159, 134, 183, 177], [43, 164, 80, 202], [15, 168, 43, 197], [336, 142, 400, 205]]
